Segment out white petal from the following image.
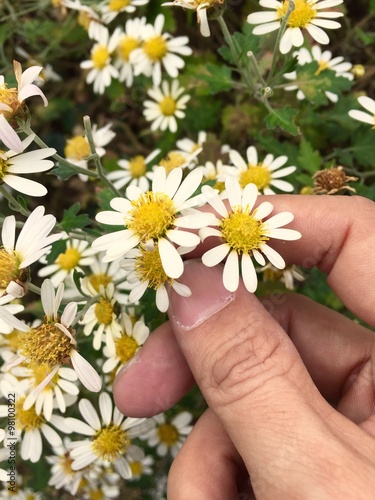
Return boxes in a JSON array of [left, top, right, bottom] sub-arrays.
[[241, 253, 258, 293], [158, 237, 184, 279], [71, 349, 102, 392], [156, 286, 169, 312], [99, 392, 113, 426], [223, 251, 239, 292], [202, 244, 230, 267], [261, 245, 285, 269]]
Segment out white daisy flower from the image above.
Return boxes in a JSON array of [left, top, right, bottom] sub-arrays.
[[199, 159, 229, 191], [0, 296, 27, 335], [176, 130, 207, 155], [79, 282, 122, 352], [122, 242, 192, 313], [100, 0, 149, 24], [65, 392, 153, 479], [247, 0, 344, 54], [260, 262, 305, 289], [38, 238, 98, 287], [47, 442, 86, 496], [107, 148, 161, 191], [22, 365, 79, 421], [6, 279, 102, 393], [64, 122, 115, 173], [102, 312, 149, 374], [143, 79, 190, 133], [284, 45, 353, 102], [0, 132, 56, 196], [93, 166, 214, 278], [158, 147, 202, 174], [200, 177, 302, 293], [0, 206, 61, 299], [130, 14, 192, 87], [348, 95, 375, 128], [114, 17, 148, 87], [127, 454, 154, 480], [80, 24, 122, 94], [146, 411, 193, 457], [0, 396, 68, 463], [79, 253, 132, 305], [163, 0, 224, 37], [227, 145, 296, 194]]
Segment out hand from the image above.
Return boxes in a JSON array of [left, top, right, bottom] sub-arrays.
[[114, 195, 375, 499]]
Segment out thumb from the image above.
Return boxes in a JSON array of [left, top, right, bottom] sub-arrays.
[[167, 260, 346, 497]]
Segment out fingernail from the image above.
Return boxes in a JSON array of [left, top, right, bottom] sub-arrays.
[[168, 259, 234, 331], [113, 352, 141, 388]]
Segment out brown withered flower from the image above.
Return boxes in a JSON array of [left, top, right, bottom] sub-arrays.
[[313, 166, 358, 195]]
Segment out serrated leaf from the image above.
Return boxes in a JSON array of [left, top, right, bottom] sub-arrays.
[[295, 62, 353, 106], [45, 240, 67, 265], [197, 63, 233, 94], [265, 107, 300, 136], [61, 202, 91, 232], [297, 138, 322, 174], [51, 163, 77, 180], [351, 130, 375, 168], [72, 269, 87, 297]]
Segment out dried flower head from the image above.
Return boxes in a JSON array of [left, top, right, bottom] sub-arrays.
[[313, 166, 358, 195]]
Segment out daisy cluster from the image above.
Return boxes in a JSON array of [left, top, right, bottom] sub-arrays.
[[0, 0, 371, 496]]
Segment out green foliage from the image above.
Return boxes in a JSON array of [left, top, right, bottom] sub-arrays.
[[61, 202, 91, 231], [196, 63, 233, 94], [265, 106, 300, 136], [297, 138, 322, 174]]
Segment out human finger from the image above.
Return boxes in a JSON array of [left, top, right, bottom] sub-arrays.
[[168, 409, 252, 500]]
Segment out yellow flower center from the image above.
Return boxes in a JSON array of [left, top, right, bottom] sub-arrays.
[[32, 363, 59, 388], [193, 0, 222, 8], [220, 208, 269, 254], [56, 247, 82, 271], [94, 298, 114, 325], [88, 273, 112, 293], [117, 36, 139, 62], [1, 329, 23, 350], [142, 36, 168, 62], [91, 45, 110, 70], [159, 152, 186, 174], [135, 244, 172, 289], [126, 192, 176, 240], [16, 397, 45, 432], [0, 84, 21, 119], [315, 60, 330, 75], [263, 266, 284, 282], [157, 423, 179, 447], [21, 322, 75, 369], [115, 335, 138, 364], [240, 165, 271, 191], [64, 136, 91, 161], [78, 11, 92, 31], [0, 248, 21, 289], [0, 153, 10, 180], [89, 490, 105, 500], [109, 0, 130, 10], [277, 0, 317, 28], [130, 461, 143, 477], [159, 96, 177, 116], [129, 155, 147, 178], [91, 425, 130, 462]]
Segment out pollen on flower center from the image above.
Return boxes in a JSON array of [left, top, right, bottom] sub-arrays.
[[315, 60, 330, 75], [159, 97, 177, 116], [277, 0, 317, 28], [117, 36, 139, 62], [16, 397, 45, 431], [142, 36, 168, 62], [91, 45, 110, 70], [115, 336, 138, 364], [109, 0, 130, 11], [32, 364, 59, 388], [129, 156, 147, 178], [21, 323, 75, 369], [92, 425, 129, 461], [56, 248, 82, 271], [89, 273, 112, 293], [126, 192, 176, 240], [64, 136, 91, 161], [130, 461, 143, 476], [240, 165, 271, 191], [94, 298, 114, 325], [220, 210, 269, 253], [0, 248, 20, 288], [159, 152, 186, 173], [0, 85, 20, 118], [135, 244, 172, 289], [157, 423, 179, 446], [0, 154, 10, 180]]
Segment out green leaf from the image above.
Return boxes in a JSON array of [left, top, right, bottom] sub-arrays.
[[265, 107, 300, 136], [61, 202, 91, 232], [297, 138, 322, 174], [72, 269, 87, 297], [218, 23, 260, 66], [51, 162, 78, 180], [197, 63, 233, 94], [294, 62, 353, 106], [45, 240, 67, 265]]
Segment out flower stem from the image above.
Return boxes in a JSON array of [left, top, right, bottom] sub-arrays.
[[0, 185, 30, 217]]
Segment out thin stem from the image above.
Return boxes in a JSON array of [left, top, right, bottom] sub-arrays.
[[216, 15, 254, 90], [83, 116, 122, 197], [72, 294, 100, 326], [247, 51, 267, 87], [267, 0, 295, 84], [27, 283, 42, 296], [0, 185, 30, 217]]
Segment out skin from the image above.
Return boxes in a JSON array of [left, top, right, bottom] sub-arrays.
[[114, 195, 375, 499]]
